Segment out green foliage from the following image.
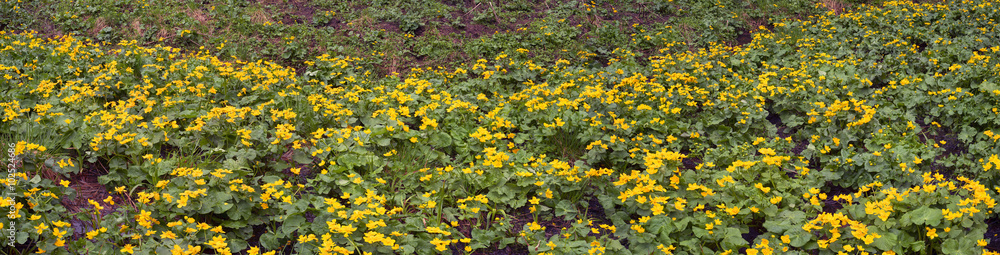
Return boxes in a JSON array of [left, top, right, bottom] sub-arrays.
[[3, 0, 1000, 254]]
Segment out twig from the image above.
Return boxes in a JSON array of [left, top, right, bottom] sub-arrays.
[[123, 190, 138, 212], [468, 2, 482, 15]]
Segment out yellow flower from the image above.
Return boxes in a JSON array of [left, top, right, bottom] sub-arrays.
[[161, 231, 177, 240], [426, 226, 452, 236], [926, 227, 938, 239], [631, 224, 645, 233], [206, 235, 228, 250], [754, 183, 771, 193], [86, 229, 100, 239], [34, 223, 47, 234], [528, 222, 543, 231], [770, 196, 783, 204], [88, 199, 103, 211], [120, 244, 135, 254], [297, 234, 317, 243], [430, 238, 451, 251], [726, 206, 740, 215], [758, 148, 776, 156]]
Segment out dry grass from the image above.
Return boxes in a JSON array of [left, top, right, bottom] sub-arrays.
[[127, 19, 144, 39], [739, 14, 768, 32], [156, 28, 172, 41], [820, 0, 850, 15], [348, 15, 375, 30], [250, 9, 274, 25], [185, 8, 210, 25], [187, 8, 216, 36], [89, 17, 109, 36], [732, 2, 769, 32]]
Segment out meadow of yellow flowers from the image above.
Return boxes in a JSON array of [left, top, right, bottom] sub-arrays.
[[2, 0, 1000, 254]]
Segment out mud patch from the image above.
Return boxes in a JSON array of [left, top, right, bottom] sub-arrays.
[[986, 217, 1000, 251], [281, 0, 316, 25], [735, 28, 753, 46], [61, 159, 125, 241]]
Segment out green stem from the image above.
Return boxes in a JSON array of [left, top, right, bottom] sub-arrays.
[[347, 234, 362, 254]]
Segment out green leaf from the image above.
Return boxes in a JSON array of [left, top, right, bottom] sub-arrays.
[[679, 238, 700, 252], [293, 150, 313, 164], [673, 216, 691, 230], [98, 174, 120, 185], [109, 157, 126, 170], [228, 234, 249, 252], [554, 200, 578, 220], [872, 231, 897, 251], [961, 218, 973, 228], [227, 203, 250, 221], [155, 246, 172, 255], [337, 153, 361, 169], [977, 80, 998, 93], [763, 210, 805, 233], [16, 231, 28, 244], [907, 206, 942, 227], [724, 227, 748, 246], [785, 229, 811, 248], [692, 227, 710, 238], [941, 238, 974, 255], [260, 232, 281, 250], [282, 214, 306, 235], [428, 132, 452, 147], [606, 240, 628, 253], [156, 157, 176, 176], [400, 245, 415, 254], [261, 175, 281, 184], [221, 219, 248, 228], [214, 192, 234, 213]]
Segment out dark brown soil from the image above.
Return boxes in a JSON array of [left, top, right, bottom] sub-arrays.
[[284, 0, 316, 25], [60, 159, 126, 241]]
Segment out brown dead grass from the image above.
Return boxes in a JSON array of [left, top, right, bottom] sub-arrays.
[[820, 0, 850, 15], [738, 13, 768, 32], [732, 2, 770, 32], [157, 28, 172, 41], [348, 15, 375, 30], [127, 19, 144, 39], [186, 8, 210, 25], [89, 17, 109, 36], [250, 9, 274, 25]]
